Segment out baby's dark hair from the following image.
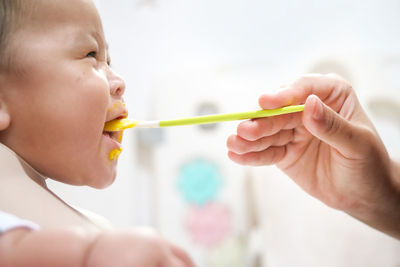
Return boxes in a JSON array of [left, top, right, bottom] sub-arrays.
[[0, 0, 29, 71]]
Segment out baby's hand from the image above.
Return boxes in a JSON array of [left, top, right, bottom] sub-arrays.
[[227, 74, 400, 237], [0, 226, 195, 267]]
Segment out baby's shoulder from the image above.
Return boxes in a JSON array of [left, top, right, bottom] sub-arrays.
[[0, 143, 111, 232], [0, 143, 26, 178]]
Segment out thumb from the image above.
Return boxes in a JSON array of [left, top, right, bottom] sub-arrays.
[[303, 94, 364, 158]]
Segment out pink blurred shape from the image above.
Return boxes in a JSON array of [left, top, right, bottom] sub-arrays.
[[185, 203, 231, 247]]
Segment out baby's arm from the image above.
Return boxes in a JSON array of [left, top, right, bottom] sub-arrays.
[[0, 227, 194, 267], [0, 227, 92, 266]]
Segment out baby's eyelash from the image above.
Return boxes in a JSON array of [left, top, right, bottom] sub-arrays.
[[86, 51, 111, 67], [87, 51, 97, 58]]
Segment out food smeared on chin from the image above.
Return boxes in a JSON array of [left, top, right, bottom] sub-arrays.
[[103, 122, 124, 161], [109, 148, 122, 160]]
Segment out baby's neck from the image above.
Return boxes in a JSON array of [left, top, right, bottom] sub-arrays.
[[0, 143, 105, 233], [18, 155, 47, 188], [0, 143, 47, 188]]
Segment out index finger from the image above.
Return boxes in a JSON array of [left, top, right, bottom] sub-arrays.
[[237, 111, 302, 141], [258, 74, 351, 110]]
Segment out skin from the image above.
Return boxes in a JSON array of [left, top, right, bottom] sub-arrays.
[[0, 0, 126, 189], [0, 227, 194, 267], [227, 73, 400, 239], [0, 0, 195, 266]]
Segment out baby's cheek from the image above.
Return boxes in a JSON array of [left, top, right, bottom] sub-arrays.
[[82, 71, 110, 106]]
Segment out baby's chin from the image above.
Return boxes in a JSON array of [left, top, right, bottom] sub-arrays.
[[56, 161, 118, 189], [85, 165, 118, 189], [25, 150, 119, 188], [75, 151, 120, 188], [49, 168, 116, 189]]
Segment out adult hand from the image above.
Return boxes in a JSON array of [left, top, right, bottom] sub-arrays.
[[227, 74, 400, 238]]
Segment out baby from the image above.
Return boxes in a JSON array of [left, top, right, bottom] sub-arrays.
[[0, 0, 194, 266]]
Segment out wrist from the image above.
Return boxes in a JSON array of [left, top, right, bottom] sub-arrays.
[[348, 158, 400, 239], [389, 159, 400, 193]]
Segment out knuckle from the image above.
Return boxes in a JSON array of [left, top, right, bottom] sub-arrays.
[[326, 73, 353, 91], [347, 84, 356, 95], [238, 118, 277, 141], [239, 126, 260, 141], [226, 135, 235, 149], [294, 73, 320, 85], [256, 118, 274, 138], [249, 124, 264, 140], [325, 72, 350, 85], [258, 136, 271, 151], [292, 75, 309, 86], [227, 135, 250, 154], [323, 112, 341, 136], [237, 139, 251, 154]]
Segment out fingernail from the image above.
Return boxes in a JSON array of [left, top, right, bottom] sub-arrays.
[[312, 95, 323, 121]]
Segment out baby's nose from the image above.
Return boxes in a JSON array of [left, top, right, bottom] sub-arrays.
[[109, 70, 126, 97]]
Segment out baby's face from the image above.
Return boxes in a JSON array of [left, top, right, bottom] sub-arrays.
[[0, 0, 127, 188]]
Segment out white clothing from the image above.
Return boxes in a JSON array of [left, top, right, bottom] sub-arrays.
[[0, 210, 39, 233]]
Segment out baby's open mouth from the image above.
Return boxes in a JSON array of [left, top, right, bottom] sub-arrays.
[[102, 129, 123, 144], [103, 115, 126, 143]]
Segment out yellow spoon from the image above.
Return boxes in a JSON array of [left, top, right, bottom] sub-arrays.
[[104, 104, 305, 132]]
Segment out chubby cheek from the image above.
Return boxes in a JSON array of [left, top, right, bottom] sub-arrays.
[[44, 73, 115, 185], [68, 74, 118, 186], [40, 103, 112, 185], [6, 61, 118, 187]]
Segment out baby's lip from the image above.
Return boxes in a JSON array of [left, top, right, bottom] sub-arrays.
[[103, 114, 126, 142], [103, 103, 128, 146], [106, 101, 129, 123], [106, 110, 128, 123]]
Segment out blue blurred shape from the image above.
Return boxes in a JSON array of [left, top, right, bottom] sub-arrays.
[[178, 158, 223, 206]]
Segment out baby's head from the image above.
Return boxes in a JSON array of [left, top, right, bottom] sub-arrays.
[[0, 0, 127, 188]]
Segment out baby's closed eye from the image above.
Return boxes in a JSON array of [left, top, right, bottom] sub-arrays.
[[86, 51, 97, 58], [86, 51, 111, 67]]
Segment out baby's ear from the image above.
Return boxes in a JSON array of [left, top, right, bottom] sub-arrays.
[[0, 97, 10, 131]]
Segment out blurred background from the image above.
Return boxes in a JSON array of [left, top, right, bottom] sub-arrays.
[[47, 0, 400, 266]]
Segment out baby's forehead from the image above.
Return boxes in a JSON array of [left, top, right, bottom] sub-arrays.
[[19, 0, 104, 42], [31, 0, 100, 24], [3, 0, 105, 72]]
